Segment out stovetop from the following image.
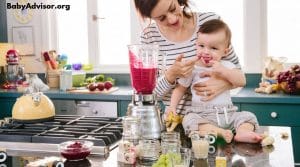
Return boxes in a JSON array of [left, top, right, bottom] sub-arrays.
[[0, 115, 123, 148]]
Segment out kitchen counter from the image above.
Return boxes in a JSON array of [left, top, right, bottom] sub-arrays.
[[0, 86, 133, 101], [1, 86, 300, 103], [0, 126, 294, 167]]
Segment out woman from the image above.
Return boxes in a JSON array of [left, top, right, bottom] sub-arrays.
[[134, 0, 241, 117]]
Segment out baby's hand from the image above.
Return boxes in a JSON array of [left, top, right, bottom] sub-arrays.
[[211, 60, 227, 77], [164, 108, 183, 132]]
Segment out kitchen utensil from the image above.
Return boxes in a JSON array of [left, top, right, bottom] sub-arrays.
[[72, 71, 86, 87], [12, 92, 55, 123], [60, 70, 72, 91], [59, 140, 93, 161], [72, 63, 82, 70], [128, 44, 158, 94], [127, 44, 162, 139]]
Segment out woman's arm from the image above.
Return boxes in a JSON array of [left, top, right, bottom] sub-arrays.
[[154, 55, 198, 98], [169, 84, 188, 112]]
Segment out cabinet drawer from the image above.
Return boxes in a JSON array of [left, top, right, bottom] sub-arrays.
[[241, 104, 300, 126]]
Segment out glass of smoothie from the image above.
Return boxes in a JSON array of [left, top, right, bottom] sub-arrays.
[[190, 133, 210, 159]]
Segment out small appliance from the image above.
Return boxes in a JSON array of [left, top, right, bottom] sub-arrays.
[[127, 44, 162, 139], [12, 92, 55, 123], [2, 49, 24, 89]]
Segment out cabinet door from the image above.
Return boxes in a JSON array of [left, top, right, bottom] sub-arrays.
[[292, 127, 300, 164], [240, 104, 300, 126], [119, 100, 131, 117], [0, 99, 15, 118]]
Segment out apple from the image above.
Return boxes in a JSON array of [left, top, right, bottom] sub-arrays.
[[97, 82, 105, 91], [88, 83, 97, 91], [104, 81, 113, 90]]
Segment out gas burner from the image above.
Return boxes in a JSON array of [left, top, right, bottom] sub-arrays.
[[0, 115, 123, 150]]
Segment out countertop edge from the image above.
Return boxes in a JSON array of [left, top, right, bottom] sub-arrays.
[[1, 87, 300, 103]]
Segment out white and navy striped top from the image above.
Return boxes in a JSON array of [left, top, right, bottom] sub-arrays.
[[140, 12, 241, 114]]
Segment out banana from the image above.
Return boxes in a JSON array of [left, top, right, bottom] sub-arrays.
[[165, 112, 183, 132]]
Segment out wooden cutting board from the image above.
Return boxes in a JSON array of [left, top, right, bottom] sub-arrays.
[[67, 87, 119, 94]]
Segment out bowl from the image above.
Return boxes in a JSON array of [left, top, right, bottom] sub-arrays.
[[59, 140, 93, 161], [72, 71, 86, 87]]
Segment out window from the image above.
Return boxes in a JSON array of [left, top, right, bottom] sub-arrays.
[[52, 0, 300, 73], [267, 0, 300, 64], [56, 1, 88, 64], [54, 0, 139, 72], [97, 0, 131, 65]]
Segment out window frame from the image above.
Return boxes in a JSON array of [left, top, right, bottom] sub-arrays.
[[46, 0, 297, 74]]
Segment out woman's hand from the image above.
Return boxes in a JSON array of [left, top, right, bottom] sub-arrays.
[[165, 54, 198, 84], [193, 71, 232, 101]]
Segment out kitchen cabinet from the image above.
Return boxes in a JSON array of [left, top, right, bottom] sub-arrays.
[[0, 98, 15, 118], [241, 104, 300, 126], [118, 100, 131, 116]]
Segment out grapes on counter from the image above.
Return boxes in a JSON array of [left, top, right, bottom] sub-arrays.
[[152, 153, 181, 167], [277, 65, 300, 93]]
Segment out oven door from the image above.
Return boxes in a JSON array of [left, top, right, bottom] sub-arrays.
[[53, 100, 118, 117]]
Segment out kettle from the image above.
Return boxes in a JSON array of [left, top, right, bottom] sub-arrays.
[[12, 92, 55, 123]]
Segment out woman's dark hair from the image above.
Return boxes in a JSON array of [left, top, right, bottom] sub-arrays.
[[134, 0, 192, 19]]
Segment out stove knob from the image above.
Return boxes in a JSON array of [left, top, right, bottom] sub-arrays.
[[0, 151, 7, 163], [92, 109, 99, 115], [270, 112, 277, 118]]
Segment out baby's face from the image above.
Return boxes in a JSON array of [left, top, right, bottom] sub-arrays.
[[196, 30, 229, 66]]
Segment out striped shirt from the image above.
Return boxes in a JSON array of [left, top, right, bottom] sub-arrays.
[[140, 12, 241, 113]]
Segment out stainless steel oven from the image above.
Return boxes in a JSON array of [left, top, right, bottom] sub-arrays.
[[53, 100, 118, 117]]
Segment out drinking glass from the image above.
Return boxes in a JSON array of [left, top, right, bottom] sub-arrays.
[[172, 147, 191, 167], [191, 133, 210, 159]]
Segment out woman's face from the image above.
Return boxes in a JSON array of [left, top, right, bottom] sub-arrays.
[[150, 0, 184, 31]]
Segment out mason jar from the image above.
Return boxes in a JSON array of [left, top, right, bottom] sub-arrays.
[[122, 116, 141, 143], [161, 131, 181, 154], [138, 139, 160, 162]]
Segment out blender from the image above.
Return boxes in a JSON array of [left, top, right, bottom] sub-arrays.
[[127, 44, 162, 139], [2, 49, 24, 89]]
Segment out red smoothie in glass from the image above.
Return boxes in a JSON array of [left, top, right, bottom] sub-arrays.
[[129, 51, 157, 94]]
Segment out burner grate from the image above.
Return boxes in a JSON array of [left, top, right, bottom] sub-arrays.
[[0, 115, 123, 148]]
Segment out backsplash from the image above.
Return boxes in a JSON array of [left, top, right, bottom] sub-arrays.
[[36, 72, 261, 88]]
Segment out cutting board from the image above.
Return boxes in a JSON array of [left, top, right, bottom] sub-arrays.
[[67, 87, 119, 94]]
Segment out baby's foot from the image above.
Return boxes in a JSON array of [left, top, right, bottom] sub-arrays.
[[234, 131, 263, 143], [219, 129, 233, 143]]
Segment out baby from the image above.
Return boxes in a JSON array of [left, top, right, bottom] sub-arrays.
[[168, 19, 262, 143]]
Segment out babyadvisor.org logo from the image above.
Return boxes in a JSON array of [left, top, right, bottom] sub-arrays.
[[7, 2, 70, 11]]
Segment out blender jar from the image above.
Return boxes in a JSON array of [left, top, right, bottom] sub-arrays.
[[128, 44, 159, 94]]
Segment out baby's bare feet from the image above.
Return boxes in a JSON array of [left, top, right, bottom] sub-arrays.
[[219, 129, 233, 143], [234, 131, 263, 143]]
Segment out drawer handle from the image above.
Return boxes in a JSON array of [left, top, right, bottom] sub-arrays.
[[270, 112, 277, 118]]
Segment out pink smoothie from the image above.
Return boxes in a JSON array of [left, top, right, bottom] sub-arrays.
[[129, 51, 157, 94]]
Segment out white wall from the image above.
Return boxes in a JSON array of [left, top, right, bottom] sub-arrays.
[[6, 0, 51, 73]]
